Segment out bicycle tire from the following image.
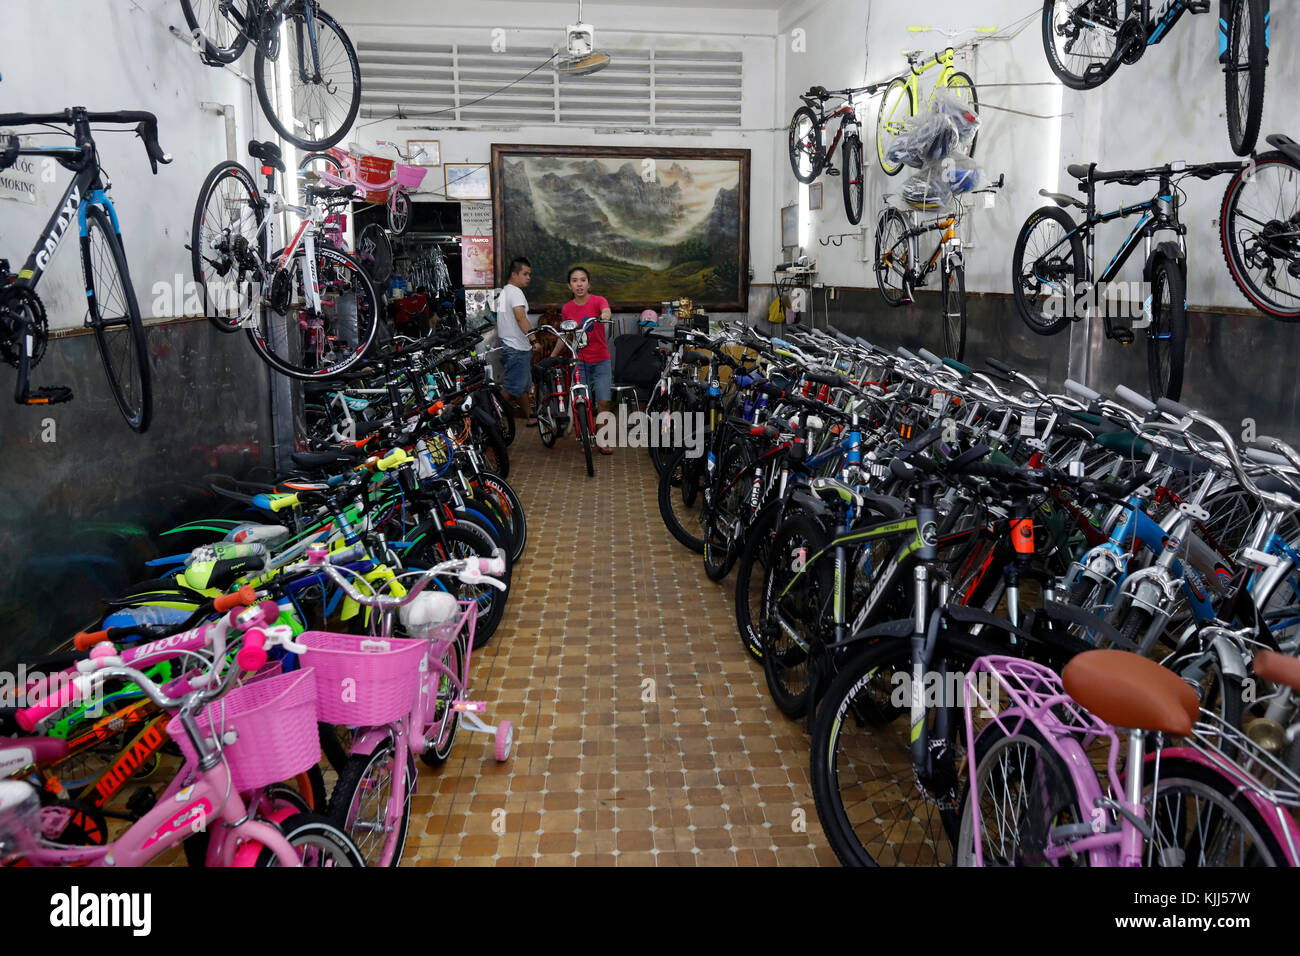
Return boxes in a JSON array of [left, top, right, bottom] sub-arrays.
[[1218, 150, 1300, 321], [840, 134, 865, 225], [246, 244, 379, 380], [180, 0, 253, 64], [943, 71, 980, 159], [297, 151, 345, 203], [1011, 205, 1084, 336], [536, 380, 561, 448], [1040, 0, 1124, 91], [1225, 0, 1267, 157], [192, 160, 264, 333], [941, 260, 967, 361], [761, 513, 832, 718], [1145, 256, 1186, 401], [403, 520, 509, 649], [253, 7, 361, 151], [788, 105, 824, 184], [875, 78, 914, 177], [473, 419, 511, 479], [704, 439, 757, 581], [734, 500, 785, 661], [388, 188, 412, 235], [576, 398, 595, 477], [81, 205, 152, 433], [420, 634, 464, 767], [358, 223, 393, 287], [874, 207, 911, 306], [659, 447, 706, 553], [470, 471, 527, 562], [328, 735, 412, 867], [489, 386, 516, 445], [254, 812, 365, 866]]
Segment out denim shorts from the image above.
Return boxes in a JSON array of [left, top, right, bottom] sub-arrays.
[[502, 347, 533, 396], [577, 359, 612, 403]]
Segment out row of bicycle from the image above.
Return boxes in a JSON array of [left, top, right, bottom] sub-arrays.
[[0, 326, 528, 866], [648, 319, 1300, 865]]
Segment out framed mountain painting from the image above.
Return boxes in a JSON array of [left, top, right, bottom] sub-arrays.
[[490, 144, 750, 312]]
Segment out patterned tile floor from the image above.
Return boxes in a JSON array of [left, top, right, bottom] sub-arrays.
[[402, 429, 837, 866]]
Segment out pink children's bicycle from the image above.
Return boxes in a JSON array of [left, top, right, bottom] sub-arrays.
[[295, 544, 512, 866], [299, 140, 428, 236], [0, 599, 364, 867]]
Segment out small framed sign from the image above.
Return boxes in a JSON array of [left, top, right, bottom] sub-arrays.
[[406, 140, 440, 166], [808, 182, 823, 210], [445, 163, 491, 201]]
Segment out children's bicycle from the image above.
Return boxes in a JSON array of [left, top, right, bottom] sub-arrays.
[[190, 139, 381, 379], [297, 546, 511, 866], [299, 140, 429, 236], [0, 107, 170, 431], [1042, 0, 1269, 155], [876, 47, 979, 177]]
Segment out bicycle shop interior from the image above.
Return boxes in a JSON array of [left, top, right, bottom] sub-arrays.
[[2, 0, 1300, 882]]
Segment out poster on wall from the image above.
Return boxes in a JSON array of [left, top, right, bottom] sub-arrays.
[[491, 143, 750, 311], [462, 236, 494, 288], [0, 146, 40, 204]]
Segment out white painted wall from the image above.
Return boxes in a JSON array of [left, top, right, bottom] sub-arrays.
[[0, 0, 272, 331], [778, 0, 1298, 310]]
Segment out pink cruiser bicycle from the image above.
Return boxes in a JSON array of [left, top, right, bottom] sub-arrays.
[[298, 140, 428, 236], [1, 596, 364, 867], [294, 543, 512, 866]]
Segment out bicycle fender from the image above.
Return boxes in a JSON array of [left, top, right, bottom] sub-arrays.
[[1144, 240, 1185, 287], [347, 727, 391, 757]]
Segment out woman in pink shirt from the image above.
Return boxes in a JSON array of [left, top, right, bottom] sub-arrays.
[[554, 265, 614, 454]]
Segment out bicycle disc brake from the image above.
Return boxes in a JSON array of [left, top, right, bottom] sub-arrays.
[[0, 286, 48, 369]]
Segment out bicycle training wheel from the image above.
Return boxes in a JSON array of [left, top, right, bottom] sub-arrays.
[[81, 205, 152, 433], [253, 7, 361, 150]]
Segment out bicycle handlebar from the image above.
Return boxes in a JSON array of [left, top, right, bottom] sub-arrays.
[[0, 108, 171, 174]]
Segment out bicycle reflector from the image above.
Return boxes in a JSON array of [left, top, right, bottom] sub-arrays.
[[261, 165, 274, 175]]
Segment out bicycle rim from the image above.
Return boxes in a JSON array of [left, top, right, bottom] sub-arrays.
[[1225, 0, 1266, 157], [875, 80, 912, 176], [193, 161, 264, 331], [82, 206, 152, 432], [180, 0, 253, 63], [1220, 155, 1300, 319], [254, 8, 361, 150], [942, 262, 967, 360], [1042, 0, 1123, 90], [874, 209, 910, 306]]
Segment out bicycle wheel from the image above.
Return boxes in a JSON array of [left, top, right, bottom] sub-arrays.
[[1225, 0, 1267, 157], [472, 419, 510, 479], [488, 386, 516, 445], [943, 71, 980, 159], [80, 205, 152, 433], [536, 378, 561, 448], [955, 722, 1090, 866], [255, 813, 365, 866], [1145, 256, 1186, 401], [788, 105, 823, 184], [735, 500, 785, 661], [357, 223, 393, 287], [1040, 0, 1125, 91], [420, 635, 465, 767], [1219, 150, 1300, 320], [1011, 205, 1084, 335], [297, 151, 344, 203], [403, 521, 509, 649], [874, 207, 911, 306], [704, 439, 757, 581], [469, 471, 526, 562], [576, 398, 595, 477], [192, 160, 265, 333], [246, 245, 379, 380], [253, 7, 361, 151], [810, 631, 994, 866], [875, 78, 913, 177], [840, 134, 865, 225], [659, 447, 706, 553], [1143, 756, 1287, 866], [761, 513, 831, 718], [328, 735, 413, 867], [941, 260, 967, 361], [180, 0, 252, 64], [388, 188, 412, 235]]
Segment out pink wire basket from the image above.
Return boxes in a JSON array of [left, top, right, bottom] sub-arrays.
[[169, 667, 320, 793], [393, 164, 427, 189], [297, 631, 425, 726]]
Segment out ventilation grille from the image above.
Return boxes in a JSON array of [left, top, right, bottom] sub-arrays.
[[357, 42, 742, 128]]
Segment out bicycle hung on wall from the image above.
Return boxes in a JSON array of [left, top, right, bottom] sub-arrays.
[[179, 0, 362, 151], [1011, 158, 1242, 401], [874, 175, 1004, 361], [1219, 132, 1300, 320], [876, 47, 979, 177], [788, 86, 869, 225], [0, 108, 170, 432], [191, 139, 380, 379], [1042, 0, 1269, 155]]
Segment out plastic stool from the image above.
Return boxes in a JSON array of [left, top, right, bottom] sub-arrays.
[[610, 384, 641, 419]]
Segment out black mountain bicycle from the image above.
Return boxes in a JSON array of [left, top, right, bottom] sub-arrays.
[[0, 108, 170, 432], [788, 86, 868, 225], [1011, 158, 1241, 401], [180, 0, 361, 151], [1042, 0, 1269, 156]]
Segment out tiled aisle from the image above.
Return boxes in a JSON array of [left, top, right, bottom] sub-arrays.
[[405, 431, 836, 866]]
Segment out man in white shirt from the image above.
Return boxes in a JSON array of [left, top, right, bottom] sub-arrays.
[[496, 256, 535, 423]]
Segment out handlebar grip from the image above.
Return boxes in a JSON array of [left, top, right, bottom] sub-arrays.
[[1064, 378, 1100, 401], [16, 675, 87, 732], [756, 383, 787, 400], [235, 629, 269, 672], [917, 348, 943, 366], [215, 585, 258, 613], [1156, 396, 1192, 419], [942, 358, 971, 374], [135, 119, 171, 175], [376, 448, 412, 471], [73, 629, 110, 652], [896, 347, 918, 360], [1245, 446, 1292, 468], [259, 493, 300, 513], [804, 369, 849, 388], [1114, 384, 1156, 413], [964, 461, 1028, 481], [985, 357, 1014, 375]]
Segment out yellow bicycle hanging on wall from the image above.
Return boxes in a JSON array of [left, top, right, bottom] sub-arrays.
[[875, 43, 981, 177]]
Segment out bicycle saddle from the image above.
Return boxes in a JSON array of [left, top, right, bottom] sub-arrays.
[[1066, 163, 1093, 181], [1062, 649, 1198, 735], [248, 139, 286, 172], [533, 356, 570, 372], [1268, 134, 1300, 167], [807, 85, 829, 99], [305, 183, 357, 201], [902, 49, 922, 61], [809, 476, 864, 509], [290, 449, 365, 471]]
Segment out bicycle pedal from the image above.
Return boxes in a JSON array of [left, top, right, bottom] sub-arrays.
[[1187, 0, 1209, 13], [1111, 328, 1135, 346], [826, 167, 840, 177], [22, 385, 73, 405]]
